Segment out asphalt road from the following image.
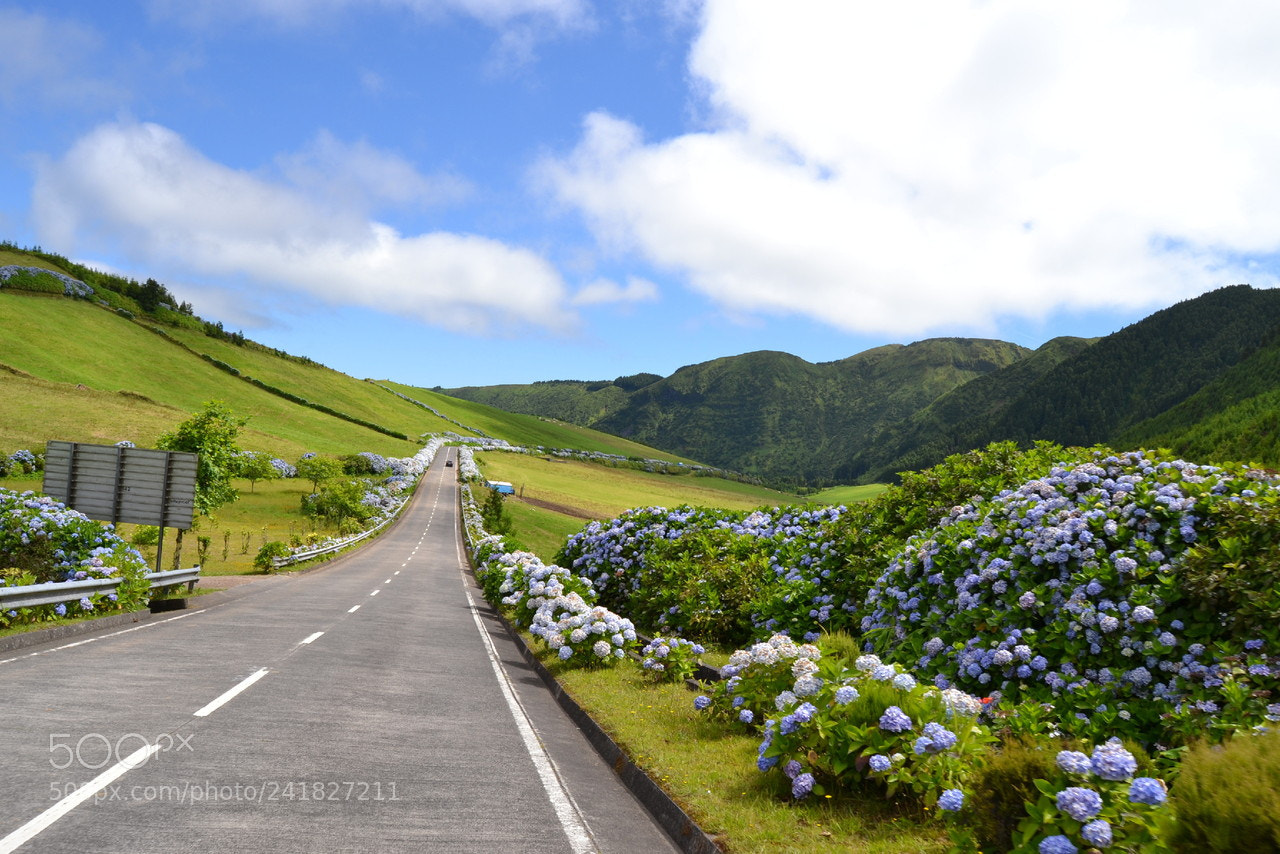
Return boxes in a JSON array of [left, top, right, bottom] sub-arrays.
[[0, 450, 681, 854]]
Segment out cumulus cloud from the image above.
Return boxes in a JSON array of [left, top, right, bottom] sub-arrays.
[[275, 130, 472, 213], [34, 121, 574, 335], [0, 8, 125, 109], [571, 276, 658, 306], [542, 1, 1280, 337]]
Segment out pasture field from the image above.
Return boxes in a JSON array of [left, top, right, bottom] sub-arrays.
[[476, 451, 798, 519], [804, 483, 888, 505]]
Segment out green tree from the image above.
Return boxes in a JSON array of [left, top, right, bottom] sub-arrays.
[[296, 455, 343, 492], [480, 489, 512, 535], [236, 452, 278, 493], [301, 479, 375, 526], [157, 401, 245, 568]]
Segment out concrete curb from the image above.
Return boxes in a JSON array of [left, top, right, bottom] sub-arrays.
[[0, 609, 152, 654], [491, 607, 725, 854]]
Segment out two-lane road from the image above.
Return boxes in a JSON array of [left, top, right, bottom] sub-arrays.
[[0, 450, 680, 853]]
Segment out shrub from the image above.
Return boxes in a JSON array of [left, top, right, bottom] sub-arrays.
[[637, 527, 773, 645], [130, 526, 160, 546], [3, 268, 64, 294], [254, 541, 291, 571], [1170, 730, 1280, 852], [751, 650, 994, 805], [639, 635, 706, 683], [0, 488, 149, 625], [961, 739, 1059, 854], [998, 739, 1170, 853]]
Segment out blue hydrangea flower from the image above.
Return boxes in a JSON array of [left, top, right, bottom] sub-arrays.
[[1056, 750, 1093, 776], [1081, 819, 1113, 848], [879, 706, 913, 733], [1091, 740, 1137, 781], [791, 772, 815, 799], [834, 685, 859, 705], [783, 759, 802, 779], [1038, 834, 1078, 854], [693, 695, 711, 710], [738, 709, 754, 724], [1128, 776, 1167, 805], [1055, 786, 1103, 821], [869, 754, 891, 773], [937, 788, 964, 812]]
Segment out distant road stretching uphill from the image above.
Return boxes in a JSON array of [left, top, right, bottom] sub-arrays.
[[0, 450, 679, 854]]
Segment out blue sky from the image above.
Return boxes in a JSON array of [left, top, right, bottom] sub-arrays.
[[4, 2, 1280, 388]]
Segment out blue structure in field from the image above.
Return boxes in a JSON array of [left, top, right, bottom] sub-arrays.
[[486, 480, 515, 494]]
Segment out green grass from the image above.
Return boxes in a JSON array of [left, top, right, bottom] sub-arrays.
[[475, 451, 799, 521], [805, 483, 889, 505], [0, 291, 424, 458], [492, 492, 586, 562], [535, 645, 949, 853], [156, 326, 463, 442], [0, 249, 67, 272]]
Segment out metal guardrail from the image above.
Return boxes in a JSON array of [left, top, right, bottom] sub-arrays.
[[271, 502, 403, 568], [146, 566, 201, 592], [0, 567, 202, 610]]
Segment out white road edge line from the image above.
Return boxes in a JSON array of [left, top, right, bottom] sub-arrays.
[[0, 611, 203, 667], [462, 588, 597, 854], [0, 742, 164, 854], [300, 632, 324, 645], [193, 668, 269, 717], [347, 605, 361, 613]]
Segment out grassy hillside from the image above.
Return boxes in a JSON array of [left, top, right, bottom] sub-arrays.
[[0, 291, 421, 457], [0, 244, 718, 476]]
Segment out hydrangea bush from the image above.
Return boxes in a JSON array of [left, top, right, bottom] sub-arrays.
[[859, 451, 1280, 745], [640, 635, 706, 683], [698, 638, 993, 804], [558, 504, 853, 644], [0, 488, 149, 626], [944, 739, 1169, 854]]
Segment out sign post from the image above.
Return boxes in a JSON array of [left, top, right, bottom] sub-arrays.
[[42, 441, 198, 571]]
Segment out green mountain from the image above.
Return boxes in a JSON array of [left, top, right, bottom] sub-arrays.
[[841, 335, 1098, 482], [444, 285, 1280, 485], [448, 339, 1032, 486]]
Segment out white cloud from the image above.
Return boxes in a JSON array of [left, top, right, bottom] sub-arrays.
[[34, 121, 574, 335], [571, 276, 658, 306], [274, 130, 472, 213], [542, 1, 1280, 337], [0, 9, 125, 109]]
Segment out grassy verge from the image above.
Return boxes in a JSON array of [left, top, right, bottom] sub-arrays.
[[532, 644, 949, 853]]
